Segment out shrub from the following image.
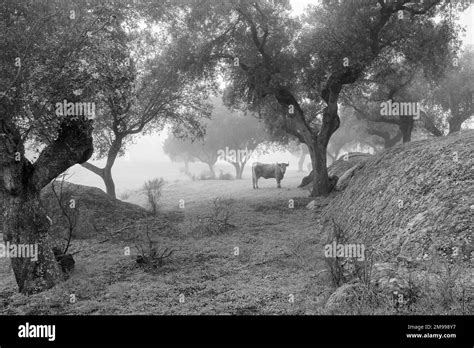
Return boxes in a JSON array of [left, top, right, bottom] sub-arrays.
[[218, 171, 234, 180], [189, 197, 236, 236], [197, 170, 215, 180], [118, 190, 132, 201], [143, 178, 165, 215], [132, 220, 177, 269]]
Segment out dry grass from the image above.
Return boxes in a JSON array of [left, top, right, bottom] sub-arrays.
[[0, 172, 331, 315], [0, 141, 471, 316]]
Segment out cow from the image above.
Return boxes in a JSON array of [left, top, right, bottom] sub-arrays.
[[252, 162, 289, 189]]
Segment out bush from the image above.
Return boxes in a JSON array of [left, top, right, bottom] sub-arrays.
[[218, 171, 234, 180], [197, 170, 215, 180], [118, 190, 132, 201], [143, 178, 165, 215], [133, 221, 176, 269], [189, 197, 236, 236]]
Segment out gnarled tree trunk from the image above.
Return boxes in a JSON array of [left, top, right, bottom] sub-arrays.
[[1, 116, 93, 294], [2, 190, 62, 294]]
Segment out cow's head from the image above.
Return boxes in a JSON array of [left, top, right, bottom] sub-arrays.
[[277, 162, 289, 176]]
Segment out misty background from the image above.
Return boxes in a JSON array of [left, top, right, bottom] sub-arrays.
[[30, 0, 474, 195]]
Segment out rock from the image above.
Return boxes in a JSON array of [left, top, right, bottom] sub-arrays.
[[372, 262, 398, 280], [305, 197, 332, 210], [299, 152, 371, 189], [39, 182, 149, 238], [321, 130, 474, 272], [325, 283, 363, 311], [335, 163, 364, 191]]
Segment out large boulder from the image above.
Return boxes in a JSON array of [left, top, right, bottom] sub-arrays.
[[320, 131, 474, 301], [298, 152, 372, 190], [39, 182, 149, 238]]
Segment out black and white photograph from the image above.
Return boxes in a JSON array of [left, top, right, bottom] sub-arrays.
[[0, 0, 472, 345]]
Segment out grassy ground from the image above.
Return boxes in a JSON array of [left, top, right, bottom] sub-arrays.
[[1, 164, 471, 315], [0, 171, 341, 315]]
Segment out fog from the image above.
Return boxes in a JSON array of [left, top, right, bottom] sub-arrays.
[[47, 0, 474, 194]]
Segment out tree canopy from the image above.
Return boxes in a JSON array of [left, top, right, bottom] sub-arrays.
[[164, 95, 268, 179]]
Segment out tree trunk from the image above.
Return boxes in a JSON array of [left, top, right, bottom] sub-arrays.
[[298, 145, 308, 172], [207, 162, 216, 178], [297, 153, 306, 172], [103, 166, 116, 198], [2, 190, 62, 294], [234, 163, 244, 179], [308, 88, 342, 196], [239, 166, 244, 179], [448, 116, 463, 134], [308, 139, 331, 197], [399, 117, 414, 143], [231, 163, 240, 179], [1, 116, 93, 294], [274, 88, 335, 197], [81, 136, 122, 199], [232, 161, 246, 179], [81, 163, 116, 198]]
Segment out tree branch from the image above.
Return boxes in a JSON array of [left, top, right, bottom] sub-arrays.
[[80, 161, 104, 177], [30, 118, 93, 191]]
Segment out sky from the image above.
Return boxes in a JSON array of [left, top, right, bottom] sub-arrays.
[[67, 1, 474, 192]]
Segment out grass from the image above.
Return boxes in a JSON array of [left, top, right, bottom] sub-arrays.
[[0, 172, 330, 314], [0, 170, 471, 315]]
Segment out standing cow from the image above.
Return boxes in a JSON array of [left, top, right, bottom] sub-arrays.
[[252, 162, 289, 189]]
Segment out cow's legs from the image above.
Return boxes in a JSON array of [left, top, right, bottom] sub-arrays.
[[277, 179, 281, 188], [252, 165, 256, 189]]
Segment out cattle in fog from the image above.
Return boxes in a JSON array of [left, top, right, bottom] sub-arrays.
[[252, 162, 289, 189]]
